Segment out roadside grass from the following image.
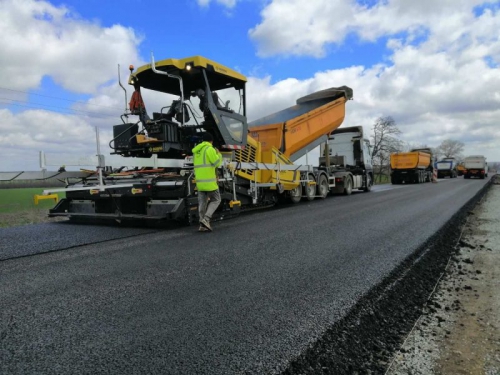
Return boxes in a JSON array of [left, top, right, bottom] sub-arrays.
[[0, 188, 65, 227], [375, 174, 390, 185]]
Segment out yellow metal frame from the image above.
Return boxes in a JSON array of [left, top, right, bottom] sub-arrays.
[[134, 56, 247, 83], [34, 194, 58, 205]]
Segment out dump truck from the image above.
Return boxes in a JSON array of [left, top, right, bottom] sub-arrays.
[[457, 162, 466, 176], [436, 157, 458, 178], [463, 155, 488, 179], [390, 148, 434, 184], [43, 55, 365, 224]]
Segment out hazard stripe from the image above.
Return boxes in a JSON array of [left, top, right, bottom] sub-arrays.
[[223, 144, 246, 150]]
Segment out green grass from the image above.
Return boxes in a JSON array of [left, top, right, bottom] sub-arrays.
[[374, 174, 390, 185], [0, 187, 65, 213]]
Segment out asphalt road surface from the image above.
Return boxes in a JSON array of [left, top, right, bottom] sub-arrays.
[[0, 177, 492, 374]]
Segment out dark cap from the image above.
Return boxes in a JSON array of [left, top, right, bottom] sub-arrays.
[[202, 132, 214, 142]]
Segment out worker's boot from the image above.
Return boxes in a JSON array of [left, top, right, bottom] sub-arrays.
[[200, 218, 212, 231], [198, 225, 208, 232]]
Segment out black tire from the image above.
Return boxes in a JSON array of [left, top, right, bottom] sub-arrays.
[[289, 184, 302, 203], [317, 175, 329, 199], [344, 177, 353, 195], [364, 173, 373, 192], [305, 174, 316, 201]]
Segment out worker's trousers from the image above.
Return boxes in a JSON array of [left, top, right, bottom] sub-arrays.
[[198, 189, 221, 222]]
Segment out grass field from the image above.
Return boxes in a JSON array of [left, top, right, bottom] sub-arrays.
[[0, 188, 66, 227], [0, 187, 65, 213]]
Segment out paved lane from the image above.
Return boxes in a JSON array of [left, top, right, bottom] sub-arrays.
[[0, 222, 159, 260], [0, 177, 492, 374]]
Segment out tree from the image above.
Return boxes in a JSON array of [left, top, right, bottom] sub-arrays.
[[370, 116, 403, 182], [437, 139, 464, 159]]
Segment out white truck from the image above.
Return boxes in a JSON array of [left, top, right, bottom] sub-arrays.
[[318, 126, 374, 194], [463, 155, 488, 179]]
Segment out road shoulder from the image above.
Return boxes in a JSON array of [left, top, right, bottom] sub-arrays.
[[388, 176, 500, 374]]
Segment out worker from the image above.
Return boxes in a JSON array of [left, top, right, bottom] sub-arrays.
[[192, 132, 222, 232]]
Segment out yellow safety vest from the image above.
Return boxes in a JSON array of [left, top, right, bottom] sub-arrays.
[[192, 142, 222, 191]]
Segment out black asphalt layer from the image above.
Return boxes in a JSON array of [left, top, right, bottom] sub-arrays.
[[0, 222, 159, 260], [0, 177, 492, 374]]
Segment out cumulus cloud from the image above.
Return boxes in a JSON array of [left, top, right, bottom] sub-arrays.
[[0, 0, 142, 94], [249, 0, 488, 57], [246, 0, 500, 161], [2, 0, 500, 172]]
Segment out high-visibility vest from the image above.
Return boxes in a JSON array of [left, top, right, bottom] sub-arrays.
[[192, 142, 222, 191]]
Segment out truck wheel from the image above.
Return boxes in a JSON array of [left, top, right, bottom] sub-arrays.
[[305, 174, 316, 201], [318, 175, 329, 199], [289, 184, 302, 203], [364, 173, 372, 192], [344, 177, 353, 195]]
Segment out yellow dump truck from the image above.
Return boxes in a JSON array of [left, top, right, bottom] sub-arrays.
[[390, 148, 434, 184], [44, 55, 371, 224], [457, 163, 466, 176]]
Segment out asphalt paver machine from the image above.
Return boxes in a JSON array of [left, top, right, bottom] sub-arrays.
[[48, 55, 354, 224]]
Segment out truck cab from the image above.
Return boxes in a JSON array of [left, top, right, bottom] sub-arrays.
[[317, 126, 374, 194]]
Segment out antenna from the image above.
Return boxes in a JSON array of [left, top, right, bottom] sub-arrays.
[[118, 64, 128, 114]]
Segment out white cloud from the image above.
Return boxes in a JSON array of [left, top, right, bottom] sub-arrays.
[[246, 0, 500, 162], [0, 0, 142, 94], [249, 0, 488, 58], [2, 0, 500, 173], [197, 0, 238, 9], [249, 0, 358, 57]]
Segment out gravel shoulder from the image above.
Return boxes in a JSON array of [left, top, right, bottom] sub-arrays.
[[388, 176, 500, 375], [0, 208, 66, 228]]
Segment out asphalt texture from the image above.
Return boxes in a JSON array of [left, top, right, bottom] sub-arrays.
[[0, 176, 493, 374], [0, 222, 158, 261]]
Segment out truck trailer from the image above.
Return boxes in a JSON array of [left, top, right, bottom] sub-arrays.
[[390, 148, 434, 184], [436, 158, 458, 178], [42, 55, 370, 224], [463, 155, 488, 179]]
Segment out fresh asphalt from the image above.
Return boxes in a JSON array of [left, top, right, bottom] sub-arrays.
[[0, 176, 492, 374]]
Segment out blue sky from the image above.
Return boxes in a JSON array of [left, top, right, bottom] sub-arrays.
[[0, 0, 499, 170]]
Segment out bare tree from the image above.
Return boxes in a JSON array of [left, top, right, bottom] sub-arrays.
[[437, 139, 465, 159], [370, 116, 403, 182]]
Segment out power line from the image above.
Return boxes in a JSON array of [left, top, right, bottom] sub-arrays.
[[0, 98, 120, 119], [0, 85, 126, 111]]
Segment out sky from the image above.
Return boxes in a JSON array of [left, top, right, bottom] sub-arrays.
[[0, 0, 499, 171]]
